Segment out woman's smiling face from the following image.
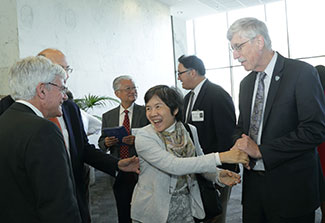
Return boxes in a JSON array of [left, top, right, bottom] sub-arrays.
[[145, 95, 178, 132]]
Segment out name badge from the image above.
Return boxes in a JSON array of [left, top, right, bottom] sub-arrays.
[[192, 110, 204, 122]]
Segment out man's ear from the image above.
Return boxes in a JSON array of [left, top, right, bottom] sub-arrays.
[[173, 108, 179, 116], [256, 35, 265, 50], [115, 90, 120, 99], [36, 83, 46, 99]]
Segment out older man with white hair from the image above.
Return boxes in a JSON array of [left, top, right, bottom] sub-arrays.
[[0, 56, 81, 223]]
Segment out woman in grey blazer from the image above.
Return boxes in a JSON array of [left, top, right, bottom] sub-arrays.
[[131, 85, 249, 223]]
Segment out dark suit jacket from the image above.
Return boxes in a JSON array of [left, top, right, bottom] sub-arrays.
[[235, 53, 325, 217], [184, 79, 237, 171], [0, 97, 120, 223], [62, 99, 119, 223], [0, 95, 15, 115], [98, 103, 148, 158], [0, 102, 81, 223]]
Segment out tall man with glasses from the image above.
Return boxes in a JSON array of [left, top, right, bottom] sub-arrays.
[[38, 49, 141, 223], [98, 75, 148, 223], [177, 55, 237, 223], [229, 17, 325, 223]]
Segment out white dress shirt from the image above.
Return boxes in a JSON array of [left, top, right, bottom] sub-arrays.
[[250, 52, 278, 171]]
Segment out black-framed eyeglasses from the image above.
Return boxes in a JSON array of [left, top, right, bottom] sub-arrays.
[[61, 65, 73, 74], [118, 86, 138, 93], [45, 82, 68, 94], [177, 69, 192, 76], [230, 40, 250, 52]]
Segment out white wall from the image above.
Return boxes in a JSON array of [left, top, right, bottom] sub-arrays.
[[0, 0, 175, 144], [0, 0, 19, 95], [14, 0, 174, 110]]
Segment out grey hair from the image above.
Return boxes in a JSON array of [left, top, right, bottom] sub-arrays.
[[227, 17, 272, 50], [112, 75, 134, 91], [9, 56, 66, 100]]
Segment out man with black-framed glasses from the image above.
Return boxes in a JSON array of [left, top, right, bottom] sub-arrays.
[[98, 75, 148, 223], [178, 54, 238, 223]]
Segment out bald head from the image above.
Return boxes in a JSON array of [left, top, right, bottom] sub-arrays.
[[38, 48, 71, 79]]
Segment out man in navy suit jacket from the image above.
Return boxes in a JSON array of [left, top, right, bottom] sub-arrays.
[[228, 17, 325, 223], [178, 55, 238, 223]]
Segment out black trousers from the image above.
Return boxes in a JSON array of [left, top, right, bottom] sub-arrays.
[[243, 170, 315, 223], [113, 171, 137, 223]]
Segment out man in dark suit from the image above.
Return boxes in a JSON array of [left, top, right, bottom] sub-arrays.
[[0, 95, 14, 115], [98, 75, 148, 223], [228, 17, 325, 223], [177, 55, 237, 223], [0, 56, 81, 222], [38, 49, 140, 223]]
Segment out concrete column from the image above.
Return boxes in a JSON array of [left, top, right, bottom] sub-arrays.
[[0, 0, 19, 95]]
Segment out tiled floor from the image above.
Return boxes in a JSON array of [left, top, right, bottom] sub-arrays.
[[90, 170, 322, 223]]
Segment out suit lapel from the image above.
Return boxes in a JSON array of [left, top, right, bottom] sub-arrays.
[[61, 104, 78, 160], [109, 106, 120, 127], [131, 104, 140, 128], [242, 72, 257, 132], [263, 53, 285, 128], [192, 79, 209, 110]]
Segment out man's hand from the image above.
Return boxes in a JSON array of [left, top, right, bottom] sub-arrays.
[[104, 136, 118, 148], [236, 134, 262, 159], [218, 169, 241, 186], [122, 135, 135, 145], [219, 148, 250, 165], [118, 156, 140, 174]]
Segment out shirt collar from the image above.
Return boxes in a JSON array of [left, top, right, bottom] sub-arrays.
[[16, 100, 44, 118], [164, 121, 177, 133], [193, 78, 207, 95], [264, 51, 278, 78], [119, 103, 134, 115]]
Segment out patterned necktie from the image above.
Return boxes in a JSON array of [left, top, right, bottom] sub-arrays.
[[185, 91, 194, 123], [120, 110, 130, 158], [249, 72, 267, 143]]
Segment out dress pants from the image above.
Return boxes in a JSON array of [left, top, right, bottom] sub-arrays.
[[204, 186, 232, 223], [113, 171, 138, 223], [242, 170, 315, 223]]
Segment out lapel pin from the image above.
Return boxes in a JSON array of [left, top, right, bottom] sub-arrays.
[[275, 76, 280, 81]]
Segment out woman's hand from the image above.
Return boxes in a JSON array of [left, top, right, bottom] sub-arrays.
[[219, 148, 249, 165], [218, 169, 241, 186]]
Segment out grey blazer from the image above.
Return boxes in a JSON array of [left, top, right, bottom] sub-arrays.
[[98, 103, 148, 158], [131, 123, 222, 223]]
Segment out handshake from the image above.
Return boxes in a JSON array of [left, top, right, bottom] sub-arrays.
[[219, 134, 261, 170]]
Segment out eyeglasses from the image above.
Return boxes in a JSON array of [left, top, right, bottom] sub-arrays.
[[230, 40, 250, 52], [177, 69, 192, 76], [118, 86, 138, 93], [45, 82, 68, 94], [61, 65, 73, 74]]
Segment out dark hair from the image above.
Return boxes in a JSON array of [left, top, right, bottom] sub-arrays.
[[144, 85, 184, 122], [316, 65, 325, 90], [178, 55, 206, 76]]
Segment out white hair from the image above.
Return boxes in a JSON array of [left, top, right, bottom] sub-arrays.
[[9, 56, 66, 100], [227, 17, 272, 50], [112, 75, 134, 91]]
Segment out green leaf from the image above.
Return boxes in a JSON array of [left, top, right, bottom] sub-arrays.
[[74, 93, 119, 111]]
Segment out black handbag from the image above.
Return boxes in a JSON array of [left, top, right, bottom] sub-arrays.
[[183, 123, 222, 221]]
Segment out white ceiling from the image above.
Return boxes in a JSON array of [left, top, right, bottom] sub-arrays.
[[158, 0, 281, 20]]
